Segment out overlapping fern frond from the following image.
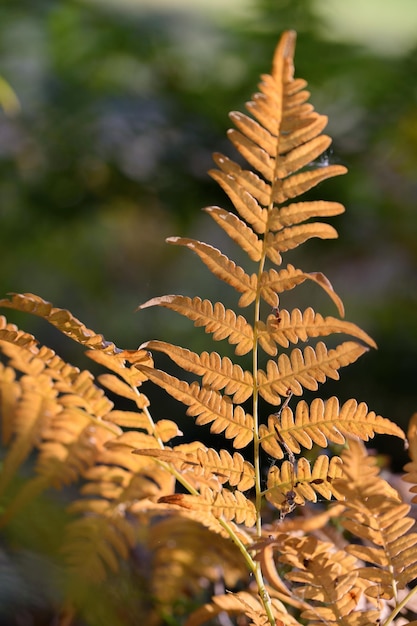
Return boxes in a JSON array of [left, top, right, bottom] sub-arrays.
[[0, 29, 413, 626]]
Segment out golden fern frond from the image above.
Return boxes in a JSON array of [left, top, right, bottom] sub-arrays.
[[134, 445, 255, 491], [257, 341, 367, 405], [204, 206, 263, 261], [0, 292, 120, 353], [135, 365, 254, 448], [267, 200, 345, 231], [160, 486, 256, 526], [86, 347, 154, 390], [402, 412, 417, 504], [150, 517, 248, 611], [258, 265, 344, 315], [264, 455, 343, 510], [143, 340, 253, 403], [275, 534, 379, 626], [336, 440, 417, 600], [0, 315, 38, 351], [0, 361, 20, 446], [0, 372, 61, 497], [186, 591, 297, 626], [259, 307, 376, 353], [166, 237, 257, 307], [259, 397, 405, 459], [138, 295, 254, 355], [63, 512, 136, 582]]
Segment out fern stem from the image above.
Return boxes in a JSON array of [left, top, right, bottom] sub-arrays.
[[381, 584, 417, 626]]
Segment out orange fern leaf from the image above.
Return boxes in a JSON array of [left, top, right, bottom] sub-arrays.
[[143, 340, 254, 403], [259, 397, 405, 459], [0, 293, 120, 353], [257, 341, 367, 405], [166, 238, 257, 306], [204, 206, 263, 262], [136, 366, 254, 448], [138, 295, 254, 355], [160, 486, 256, 526]]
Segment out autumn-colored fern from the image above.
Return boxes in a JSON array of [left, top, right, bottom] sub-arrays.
[[0, 30, 416, 626]]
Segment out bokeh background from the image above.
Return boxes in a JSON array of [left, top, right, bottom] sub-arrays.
[[1, 0, 417, 623]]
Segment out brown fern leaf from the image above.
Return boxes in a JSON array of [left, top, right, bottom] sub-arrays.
[[402, 412, 417, 504], [258, 307, 376, 355], [186, 591, 296, 626], [259, 397, 405, 459], [160, 486, 256, 526], [86, 347, 154, 391], [278, 534, 379, 626], [204, 206, 263, 261], [337, 439, 417, 601], [0, 361, 21, 446], [257, 341, 367, 405], [0, 292, 120, 353], [265, 455, 343, 510], [149, 516, 247, 608], [135, 366, 254, 448], [134, 445, 255, 491], [259, 265, 344, 315], [166, 238, 257, 307], [143, 340, 253, 403], [138, 295, 254, 355], [0, 315, 38, 351]]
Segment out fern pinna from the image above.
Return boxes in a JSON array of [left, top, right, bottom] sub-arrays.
[[1, 30, 417, 626]]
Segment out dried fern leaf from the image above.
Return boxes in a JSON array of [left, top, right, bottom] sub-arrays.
[[138, 295, 254, 355], [259, 307, 376, 353], [0, 315, 38, 351], [167, 238, 257, 306], [259, 264, 344, 316], [274, 164, 347, 204], [402, 413, 417, 503], [264, 222, 338, 265], [160, 486, 257, 526], [257, 341, 367, 405], [143, 340, 254, 403], [259, 396, 404, 459], [265, 455, 343, 508], [63, 513, 136, 582], [0, 362, 20, 446], [134, 446, 255, 491], [135, 366, 254, 448], [150, 516, 247, 607], [0, 374, 60, 496], [86, 348, 153, 390], [267, 200, 344, 231], [336, 439, 417, 599], [0, 293, 120, 353], [204, 206, 263, 261]]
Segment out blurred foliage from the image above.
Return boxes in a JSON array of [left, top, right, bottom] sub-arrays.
[[0, 1, 416, 620]]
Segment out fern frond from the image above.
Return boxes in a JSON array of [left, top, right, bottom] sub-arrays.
[[259, 265, 344, 316], [259, 397, 405, 459], [267, 200, 344, 231], [402, 412, 417, 504], [258, 307, 376, 353], [186, 591, 297, 626], [257, 341, 367, 405], [0, 315, 39, 351], [264, 455, 343, 508], [134, 445, 255, 491], [143, 340, 253, 403], [167, 238, 257, 306], [0, 293, 120, 353], [0, 362, 20, 446], [135, 366, 254, 448], [264, 223, 338, 265], [204, 206, 263, 261], [337, 440, 417, 600], [209, 160, 269, 233], [86, 347, 154, 390], [138, 295, 254, 355], [160, 486, 257, 526]]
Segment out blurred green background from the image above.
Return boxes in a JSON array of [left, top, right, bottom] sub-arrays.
[[1, 0, 417, 449], [1, 0, 417, 623]]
